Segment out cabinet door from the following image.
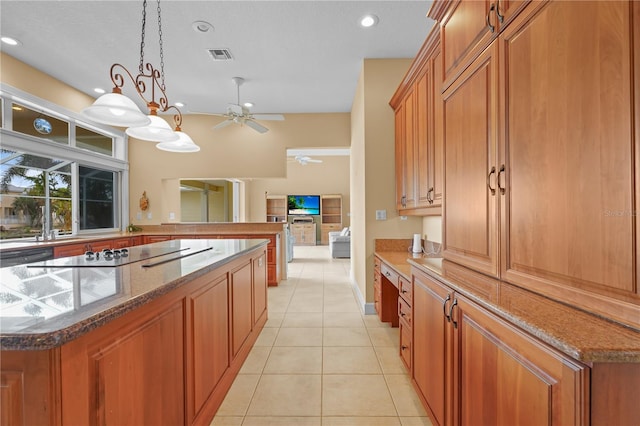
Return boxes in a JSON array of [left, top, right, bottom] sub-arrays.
[[500, 1, 638, 308], [452, 293, 587, 426], [54, 243, 88, 258], [443, 43, 500, 278], [230, 261, 253, 357], [253, 252, 267, 325], [431, 48, 444, 207], [441, 0, 496, 87], [416, 67, 432, 208], [441, 0, 528, 88], [189, 275, 229, 420], [395, 105, 406, 210], [412, 269, 451, 426]]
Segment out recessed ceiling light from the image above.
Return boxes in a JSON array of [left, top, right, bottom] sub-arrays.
[[360, 14, 379, 28], [94, 88, 106, 94], [1, 36, 20, 46], [243, 102, 254, 108], [175, 102, 185, 108], [192, 21, 214, 33]]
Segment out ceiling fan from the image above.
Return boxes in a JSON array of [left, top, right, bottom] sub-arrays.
[[203, 77, 284, 134], [290, 154, 323, 165]]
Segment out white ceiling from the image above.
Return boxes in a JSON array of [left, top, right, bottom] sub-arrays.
[[0, 1, 435, 116]]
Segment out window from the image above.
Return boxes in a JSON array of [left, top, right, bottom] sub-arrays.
[[0, 85, 129, 240]]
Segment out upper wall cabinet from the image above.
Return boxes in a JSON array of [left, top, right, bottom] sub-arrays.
[[391, 27, 443, 216], [439, 0, 529, 89], [437, 0, 640, 329]]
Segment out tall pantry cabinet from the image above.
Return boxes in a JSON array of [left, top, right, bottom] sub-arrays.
[[439, 0, 640, 328]]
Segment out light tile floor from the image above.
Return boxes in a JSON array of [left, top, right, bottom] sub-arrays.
[[212, 245, 432, 426]]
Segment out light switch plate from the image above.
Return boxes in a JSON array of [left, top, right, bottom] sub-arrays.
[[375, 210, 387, 220]]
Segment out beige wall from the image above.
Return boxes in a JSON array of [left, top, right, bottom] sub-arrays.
[[128, 113, 350, 225], [351, 58, 424, 307], [246, 156, 350, 236]]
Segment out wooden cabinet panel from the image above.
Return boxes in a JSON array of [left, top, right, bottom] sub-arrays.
[[453, 293, 587, 426], [441, 0, 496, 87], [399, 322, 412, 371], [61, 301, 184, 426], [431, 48, 444, 207], [500, 0, 637, 299], [190, 275, 229, 420], [403, 89, 417, 209], [412, 270, 450, 426], [230, 261, 253, 357], [53, 243, 87, 258], [290, 223, 316, 246], [0, 351, 60, 426], [440, 0, 528, 89], [111, 237, 134, 248], [253, 253, 268, 325], [143, 235, 172, 244], [320, 223, 342, 245], [443, 43, 499, 278], [395, 106, 406, 210], [416, 67, 431, 208]]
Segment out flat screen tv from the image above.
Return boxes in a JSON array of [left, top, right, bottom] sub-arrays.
[[288, 195, 320, 215]]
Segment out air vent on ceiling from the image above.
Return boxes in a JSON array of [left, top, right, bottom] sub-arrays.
[[207, 48, 234, 61]]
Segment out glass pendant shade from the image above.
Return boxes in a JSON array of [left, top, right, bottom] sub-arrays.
[[125, 115, 180, 142], [81, 92, 150, 127], [156, 131, 200, 152]]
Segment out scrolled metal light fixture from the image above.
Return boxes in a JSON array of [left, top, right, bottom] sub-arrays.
[[82, 0, 198, 150]]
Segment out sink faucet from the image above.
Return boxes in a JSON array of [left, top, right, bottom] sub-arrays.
[[40, 205, 50, 241]]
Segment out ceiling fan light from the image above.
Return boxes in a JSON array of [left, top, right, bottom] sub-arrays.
[[82, 92, 151, 127], [156, 131, 201, 152], [126, 115, 180, 142]]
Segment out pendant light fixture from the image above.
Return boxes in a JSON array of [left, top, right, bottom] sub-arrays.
[[81, 0, 198, 150]]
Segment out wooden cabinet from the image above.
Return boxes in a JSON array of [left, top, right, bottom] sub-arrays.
[[60, 299, 186, 426], [230, 261, 253, 357], [374, 257, 402, 327], [439, 0, 528, 89], [398, 275, 412, 371], [498, 0, 639, 325], [253, 252, 267, 327], [290, 223, 316, 246], [411, 266, 587, 426], [453, 291, 587, 426], [1, 246, 268, 426], [266, 195, 287, 223], [438, 0, 640, 328], [189, 274, 229, 422], [143, 235, 172, 244], [412, 270, 449, 426], [320, 195, 342, 245], [391, 28, 443, 215], [442, 42, 499, 278]]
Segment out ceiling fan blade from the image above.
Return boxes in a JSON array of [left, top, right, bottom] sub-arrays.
[[190, 111, 228, 117], [307, 159, 323, 163], [213, 119, 233, 130], [245, 119, 269, 133], [252, 114, 285, 121]]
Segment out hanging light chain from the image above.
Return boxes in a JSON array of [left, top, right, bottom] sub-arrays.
[[157, 0, 166, 92], [139, 0, 147, 74]]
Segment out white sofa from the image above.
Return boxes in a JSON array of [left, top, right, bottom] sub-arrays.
[[329, 228, 350, 258]]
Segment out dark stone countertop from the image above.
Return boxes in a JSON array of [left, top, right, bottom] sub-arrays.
[[374, 250, 640, 363], [0, 238, 268, 351]]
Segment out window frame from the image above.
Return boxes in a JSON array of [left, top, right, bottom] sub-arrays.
[[0, 83, 130, 237]]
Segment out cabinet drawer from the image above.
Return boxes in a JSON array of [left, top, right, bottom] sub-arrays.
[[399, 276, 412, 304], [398, 297, 412, 328], [380, 264, 399, 287], [399, 322, 412, 371], [374, 257, 381, 272]]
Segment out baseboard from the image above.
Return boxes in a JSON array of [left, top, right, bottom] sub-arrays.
[[351, 279, 376, 315]]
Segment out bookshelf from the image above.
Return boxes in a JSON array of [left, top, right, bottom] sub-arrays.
[[266, 195, 287, 223], [320, 194, 342, 245]]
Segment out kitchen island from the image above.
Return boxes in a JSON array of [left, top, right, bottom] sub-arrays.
[[0, 238, 269, 426]]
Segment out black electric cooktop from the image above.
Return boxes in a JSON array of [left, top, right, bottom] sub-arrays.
[[27, 244, 190, 268]]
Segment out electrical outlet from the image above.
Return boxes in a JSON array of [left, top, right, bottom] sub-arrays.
[[400, 215, 407, 221], [147, 212, 152, 220], [136, 212, 142, 220]]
